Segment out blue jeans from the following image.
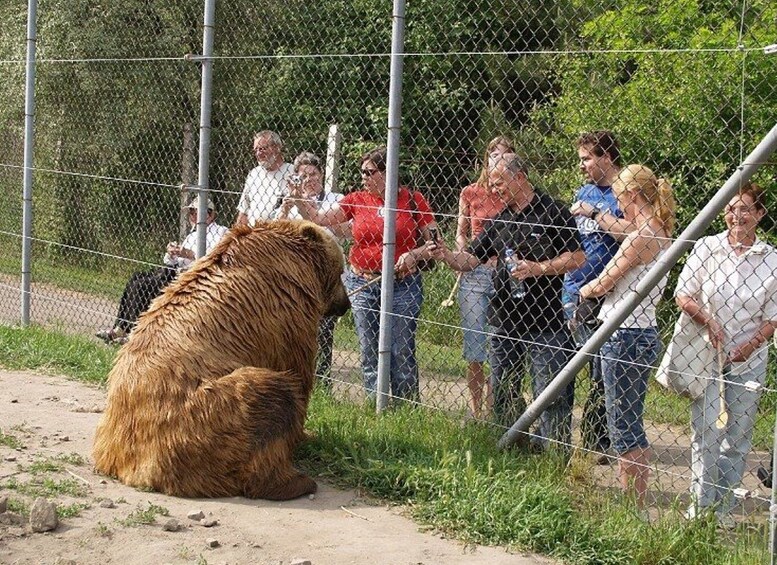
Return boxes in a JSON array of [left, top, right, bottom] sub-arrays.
[[458, 265, 494, 363], [346, 270, 423, 401], [490, 329, 576, 449], [600, 328, 661, 455], [690, 353, 767, 515]]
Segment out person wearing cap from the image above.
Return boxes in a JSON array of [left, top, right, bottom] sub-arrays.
[[96, 196, 229, 344]]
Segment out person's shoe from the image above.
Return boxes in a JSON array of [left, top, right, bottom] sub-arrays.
[[757, 465, 773, 489], [95, 327, 126, 344]]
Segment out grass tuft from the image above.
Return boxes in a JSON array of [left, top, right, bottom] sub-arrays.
[[118, 502, 170, 527]]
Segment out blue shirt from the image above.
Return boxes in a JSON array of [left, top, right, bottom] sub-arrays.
[[563, 183, 622, 296]]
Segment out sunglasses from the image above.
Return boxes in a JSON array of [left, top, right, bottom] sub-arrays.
[[360, 168, 381, 177], [188, 209, 213, 214]]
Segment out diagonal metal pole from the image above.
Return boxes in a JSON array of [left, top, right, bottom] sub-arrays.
[[497, 122, 777, 450]]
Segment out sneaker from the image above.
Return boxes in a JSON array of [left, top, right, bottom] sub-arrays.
[[95, 327, 126, 344], [757, 465, 773, 489]]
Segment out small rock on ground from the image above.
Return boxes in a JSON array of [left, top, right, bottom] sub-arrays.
[[29, 498, 58, 533], [200, 518, 219, 527], [291, 559, 313, 565], [205, 538, 220, 548], [162, 519, 182, 532], [187, 510, 205, 521]]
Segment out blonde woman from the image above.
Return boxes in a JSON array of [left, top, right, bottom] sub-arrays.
[[577, 164, 676, 509], [454, 136, 513, 419]]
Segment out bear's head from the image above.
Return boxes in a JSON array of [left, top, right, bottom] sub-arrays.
[[298, 221, 350, 318]]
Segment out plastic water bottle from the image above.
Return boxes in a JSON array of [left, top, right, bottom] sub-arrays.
[[504, 246, 526, 299], [563, 301, 578, 336]]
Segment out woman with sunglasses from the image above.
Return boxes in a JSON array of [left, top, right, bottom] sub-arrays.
[[275, 151, 350, 390], [289, 146, 438, 401], [96, 196, 228, 344]]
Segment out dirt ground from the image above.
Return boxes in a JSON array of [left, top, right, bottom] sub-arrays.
[[0, 369, 553, 565]]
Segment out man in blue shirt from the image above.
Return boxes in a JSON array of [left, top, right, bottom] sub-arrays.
[[563, 131, 629, 460]]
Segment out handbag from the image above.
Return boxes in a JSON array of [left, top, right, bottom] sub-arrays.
[[574, 296, 604, 326], [654, 311, 713, 400], [407, 189, 435, 272]]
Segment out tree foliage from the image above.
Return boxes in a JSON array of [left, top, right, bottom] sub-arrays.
[[0, 0, 774, 264]]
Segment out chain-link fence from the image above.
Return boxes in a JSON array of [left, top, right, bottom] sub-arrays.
[[1, 0, 776, 551]]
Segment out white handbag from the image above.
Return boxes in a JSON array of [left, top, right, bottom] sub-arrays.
[[655, 311, 713, 400]]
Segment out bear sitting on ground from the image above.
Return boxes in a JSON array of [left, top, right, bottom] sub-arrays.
[[93, 220, 350, 500]]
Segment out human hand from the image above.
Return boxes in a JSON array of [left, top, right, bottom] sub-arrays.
[[728, 342, 753, 363], [705, 318, 725, 350], [394, 250, 418, 277], [508, 258, 534, 281], [570, 201, 595, 218], [579, 281, 594, 300]]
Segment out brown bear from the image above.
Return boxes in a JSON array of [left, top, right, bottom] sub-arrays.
[[92, 220, 350, 500]]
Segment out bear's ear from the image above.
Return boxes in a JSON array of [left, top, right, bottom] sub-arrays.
[[299, 221, 325, 244]]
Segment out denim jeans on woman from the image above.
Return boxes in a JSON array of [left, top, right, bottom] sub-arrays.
[[458, 264, 495, 363], [690, 352, 767, 515], [345, 270, 423, 401], [599, 327, 661, 455]]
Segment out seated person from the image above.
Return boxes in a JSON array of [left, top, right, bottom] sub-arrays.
[[96, 196, 228, 344]]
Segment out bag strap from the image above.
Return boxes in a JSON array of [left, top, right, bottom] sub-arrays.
[[406, 189, 422, 239]]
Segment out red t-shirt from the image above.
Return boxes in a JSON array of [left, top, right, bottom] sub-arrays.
[[460, 182, 505, 239], [340, 187, 435, 271]]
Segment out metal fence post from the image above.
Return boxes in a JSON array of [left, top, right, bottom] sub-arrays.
[[20, 0, 38, 326], [324, 124, 341, 194], [195, 0, 216, 258], [376, 0, 407, 413], [771, 389, 777, 563]]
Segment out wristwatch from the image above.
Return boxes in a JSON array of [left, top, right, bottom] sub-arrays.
[[590, 209, 600, 221]]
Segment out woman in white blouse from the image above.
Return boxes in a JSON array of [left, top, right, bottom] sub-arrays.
[[675, 182, 777, 527]]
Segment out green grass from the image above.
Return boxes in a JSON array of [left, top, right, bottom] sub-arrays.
[[57, 502, 91, 519], [0, 246, 142, 302], [118, 502, 170, 527], [3, 477, 89, 498], [0, 324, 114, 385], [7, 498, 29, 516], [300, 393, 765, 564], [0, 430, 24, 449], [0, 325, 771, 563]]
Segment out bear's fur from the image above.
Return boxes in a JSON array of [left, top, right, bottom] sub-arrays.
[[92, 220, 350, 500]]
